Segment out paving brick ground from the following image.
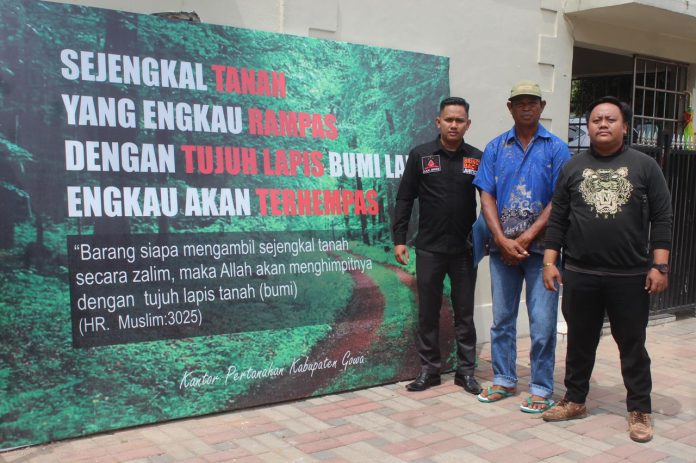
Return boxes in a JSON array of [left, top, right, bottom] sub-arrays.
[[3, 317, 695, 462]]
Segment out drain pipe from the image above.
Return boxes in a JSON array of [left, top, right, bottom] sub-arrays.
[[278, 0, 285, 33]]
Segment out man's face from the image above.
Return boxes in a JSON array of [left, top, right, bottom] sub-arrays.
[[588, 102, 627, 153], [507, 96, 545, 128], [436, 104, 470, 148]]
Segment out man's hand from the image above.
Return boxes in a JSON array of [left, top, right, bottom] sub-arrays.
[[514, 230, 534, 252], [496, 236, 529, 265], [394, 244, 409, 265], [543, 265, 562, 291], [645, 269, 668, 294]]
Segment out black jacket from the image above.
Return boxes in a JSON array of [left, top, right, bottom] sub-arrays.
[[392, 137, 482, 255], [545, 146, 672, 274]]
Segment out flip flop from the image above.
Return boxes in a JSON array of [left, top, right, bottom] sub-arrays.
[[520, 396, 555, 414], [477, 386, 515, 403]]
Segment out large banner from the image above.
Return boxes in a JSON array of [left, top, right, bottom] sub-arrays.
[[0, 0, 452, 447]]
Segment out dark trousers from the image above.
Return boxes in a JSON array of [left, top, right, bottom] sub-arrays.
[[415, 249, 477, 375], [562, 269, 652, 412]]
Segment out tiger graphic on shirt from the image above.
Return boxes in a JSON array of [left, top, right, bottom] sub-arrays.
[[579, 167, 633, 218]]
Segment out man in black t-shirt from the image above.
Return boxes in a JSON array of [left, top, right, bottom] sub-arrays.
[[541, 96, 672, 443], [392, 97, 482, 395]]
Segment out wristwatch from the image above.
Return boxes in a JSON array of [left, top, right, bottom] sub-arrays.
[[651, 263, 670, 274]]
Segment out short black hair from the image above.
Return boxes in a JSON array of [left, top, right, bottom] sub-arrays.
[[585, 96, 632, 123], [440, 96, 470, 114]]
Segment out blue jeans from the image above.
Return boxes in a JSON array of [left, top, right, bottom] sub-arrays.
[[489, 252, 558, 398]]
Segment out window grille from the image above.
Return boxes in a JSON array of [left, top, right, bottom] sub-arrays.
[[632, 56, 689, 148]]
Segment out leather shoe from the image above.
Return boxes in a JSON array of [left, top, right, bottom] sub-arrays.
[[454, 374, 482, 395], [406, 372, 441, 391]]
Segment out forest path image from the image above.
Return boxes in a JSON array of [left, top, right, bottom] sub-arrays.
[[381, 260, 457, 371], [245, 250, 457, 404]]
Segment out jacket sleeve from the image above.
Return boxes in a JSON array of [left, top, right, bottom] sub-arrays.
[[392, 148, 419, 245], [647, 159, 673, 250], [544, 162, 572, 251]]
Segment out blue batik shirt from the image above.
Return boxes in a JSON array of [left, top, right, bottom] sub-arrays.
[[473, 123, 570, 255]]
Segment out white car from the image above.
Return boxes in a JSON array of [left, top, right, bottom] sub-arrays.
[[568, 117, 589, 153]]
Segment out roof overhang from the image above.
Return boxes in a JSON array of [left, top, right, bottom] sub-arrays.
[[565, 0, 696, 45]]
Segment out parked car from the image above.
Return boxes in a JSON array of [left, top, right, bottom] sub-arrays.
[[569, 116, 662, 150], [568, 117, 589, 153]]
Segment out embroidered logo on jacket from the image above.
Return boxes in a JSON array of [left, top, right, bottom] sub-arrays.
[[462, 157, 480, 175], [579, 167, 633, 218], [422, 155, 441, 174]]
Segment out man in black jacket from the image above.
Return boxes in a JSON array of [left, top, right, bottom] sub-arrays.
[[392, 97, 482, 395], [541, 96, 672, 443]]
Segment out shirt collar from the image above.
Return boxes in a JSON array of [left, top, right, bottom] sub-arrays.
[[504, 123, 551, 144], [435, 135, 465, 154], [590, 143, 627, 158]]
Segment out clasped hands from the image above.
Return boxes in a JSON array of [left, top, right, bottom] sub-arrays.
[[496, 232, 533, 265]]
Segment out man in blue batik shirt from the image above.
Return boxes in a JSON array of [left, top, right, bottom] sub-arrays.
[[473, 80, 570, 413]]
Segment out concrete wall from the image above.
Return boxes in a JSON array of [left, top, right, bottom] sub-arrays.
[[45, 0, 696, 342]]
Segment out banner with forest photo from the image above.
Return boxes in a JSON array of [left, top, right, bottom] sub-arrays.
[[0, 0, 453, 447]]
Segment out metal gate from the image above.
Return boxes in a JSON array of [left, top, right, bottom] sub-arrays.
[[637, 145, 696, 316], [657, 148, 696, 315], [629, 56, 695, 316]]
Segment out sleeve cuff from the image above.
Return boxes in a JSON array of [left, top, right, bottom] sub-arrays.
[[544, 242, 562, 251], [650, 241, 671, 251], [393, 234, 406, 246]]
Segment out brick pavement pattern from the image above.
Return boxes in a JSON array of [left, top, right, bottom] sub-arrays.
[[2, 317, 695, 462]]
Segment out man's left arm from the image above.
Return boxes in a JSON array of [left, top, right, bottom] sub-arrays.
[[515, 203, 551, 251], [515, 140, 571, 251], [645, 160, 673, 294]]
